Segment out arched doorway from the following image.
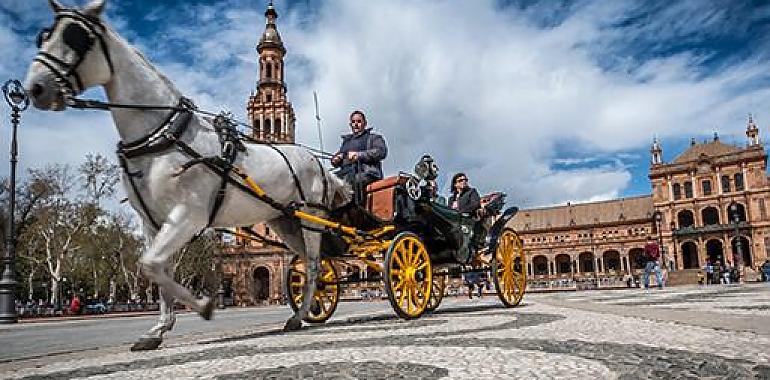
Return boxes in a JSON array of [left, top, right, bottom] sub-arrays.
[[677, 210, 695, 228], [252, 266, 270, 302], [705, 239, 724, 266], [701, 207, 720, 225], [555, 254, 571, 274], [532, 255, 548, 275], [578, 252, 594, 273], [628, 248, 645, 270], [731, 236, 752, 267], [603, 250, 621, 273], [681, 241, 699, 269]]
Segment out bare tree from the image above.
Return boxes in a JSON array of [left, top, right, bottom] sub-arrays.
[[79, 153, 119, 206]]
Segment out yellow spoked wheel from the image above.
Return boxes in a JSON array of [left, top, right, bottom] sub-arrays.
[[286, 256, 340, 323], [425, 274, 446, 312], [384, 232, 432, 319], [492, 228, 526, 307]]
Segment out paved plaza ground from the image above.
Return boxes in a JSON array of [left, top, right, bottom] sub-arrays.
[[1, 283, 769, 379]]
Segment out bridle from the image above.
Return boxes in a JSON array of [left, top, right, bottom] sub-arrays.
[[34, 9, 114, 97]]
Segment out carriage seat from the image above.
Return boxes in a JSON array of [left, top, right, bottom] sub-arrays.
[[366, 175, 410, 221], [479, 192, 505, 216]]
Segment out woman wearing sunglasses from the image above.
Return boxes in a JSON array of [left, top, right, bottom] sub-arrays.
[[448, 172, 481, 215]]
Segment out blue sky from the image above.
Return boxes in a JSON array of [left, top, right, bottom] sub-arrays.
[[2, 0, 770, 210]]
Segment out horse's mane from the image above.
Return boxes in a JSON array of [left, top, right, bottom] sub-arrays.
[[104, 27, 181, 98]]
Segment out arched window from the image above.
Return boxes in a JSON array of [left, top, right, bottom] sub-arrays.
[[734, 173, 745, 191], [533, 256, 548, 275], [266, 62, 273, 79], [275, 118, 282, 137], [673, 183, 682, 200], [264, 119, 272, 136], [721, 175, 730, 193], [701, 207, 720, 225], [684, 181, 693, 198], [677, 210, 695, 228], [702, 180, 712, 196]]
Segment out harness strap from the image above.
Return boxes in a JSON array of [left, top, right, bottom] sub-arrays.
[[267, 145, 306, 202], [118, 153, 160, 231], [315, 157, 329, 206]]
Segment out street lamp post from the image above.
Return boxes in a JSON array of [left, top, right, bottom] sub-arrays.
[[654, 211, 667, 272], [729, 202, 744, 283], [670, 221, 678, 270], [0, 79, 29, 324]]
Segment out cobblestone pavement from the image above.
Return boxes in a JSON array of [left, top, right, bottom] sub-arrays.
[[2, 283, 768, 379]]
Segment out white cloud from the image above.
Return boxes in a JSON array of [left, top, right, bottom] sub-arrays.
[[1, 0, 768, 209]]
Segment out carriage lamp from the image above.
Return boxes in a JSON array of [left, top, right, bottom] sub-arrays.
[[0, 79, 29, 324]]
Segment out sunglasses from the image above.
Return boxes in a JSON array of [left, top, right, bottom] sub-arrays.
[[350, 120, 365, 125], [456, 178, 468, 183]]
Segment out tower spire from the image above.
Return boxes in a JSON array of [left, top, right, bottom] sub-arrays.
[[651, 136, 663, 165], [746, 113, 760, 146], [247, 1, 295, 143]]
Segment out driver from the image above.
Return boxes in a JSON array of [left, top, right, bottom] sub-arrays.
[[331, 110, 388, 202]]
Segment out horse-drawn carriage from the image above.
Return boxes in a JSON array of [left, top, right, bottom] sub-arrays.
[[284, 156, 527, 322], [24, 0, 525, 350]]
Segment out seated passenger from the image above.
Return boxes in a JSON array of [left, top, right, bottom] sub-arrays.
[[448, 172, 481, 215], [331, 110, 388, 203]]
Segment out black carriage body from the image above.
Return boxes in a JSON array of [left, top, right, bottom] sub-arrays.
[[319, 174, 518, 267]]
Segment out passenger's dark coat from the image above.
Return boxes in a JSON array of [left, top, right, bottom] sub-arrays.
[[448, 187, 481, 215]]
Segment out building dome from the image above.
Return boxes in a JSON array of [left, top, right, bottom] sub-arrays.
[[258, 3, 285, 53]]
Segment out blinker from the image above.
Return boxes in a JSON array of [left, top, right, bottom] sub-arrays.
[[62, 23, 94, 57]]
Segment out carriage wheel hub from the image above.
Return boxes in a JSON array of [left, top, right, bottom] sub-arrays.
[[404, 266, 416, 282]]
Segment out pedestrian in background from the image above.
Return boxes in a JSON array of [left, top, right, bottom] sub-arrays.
[[704, 261, 714, 285], [642, 236, 664, 289], [759, 260, 770, 282]]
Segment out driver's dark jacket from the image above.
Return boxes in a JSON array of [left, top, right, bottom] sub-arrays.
[[332, 128, 388, 180], [448, 187, 481, 215]]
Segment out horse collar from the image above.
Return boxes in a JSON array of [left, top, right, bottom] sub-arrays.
[[117, 98, 195, 160]]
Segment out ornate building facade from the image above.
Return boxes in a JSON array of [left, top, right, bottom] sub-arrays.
[[509, 117, 770, 289]]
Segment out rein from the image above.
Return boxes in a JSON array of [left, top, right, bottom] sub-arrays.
[[65, 96, 335, 160]]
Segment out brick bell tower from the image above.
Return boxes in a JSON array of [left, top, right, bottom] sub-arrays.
[[247, 2, 296, 143]]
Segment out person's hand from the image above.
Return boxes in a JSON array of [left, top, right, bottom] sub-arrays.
[[347, 151, 359, 161], [331, 153, 343, 165]]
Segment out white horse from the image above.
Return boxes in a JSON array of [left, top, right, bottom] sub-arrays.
[[24, 0, 348, 350]]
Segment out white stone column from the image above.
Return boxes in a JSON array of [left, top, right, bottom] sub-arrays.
[[259, 114, 265, 140], [691, 171, 698, 198], [668, 175, 674, 200], [282, 112, 288, 140], [717, 168, 723, 195]]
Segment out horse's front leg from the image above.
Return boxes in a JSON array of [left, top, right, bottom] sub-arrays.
[[131, 207, 213, 351]]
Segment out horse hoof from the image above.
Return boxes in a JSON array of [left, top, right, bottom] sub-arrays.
[[283, 317, 303, 332], [199, 297, 215, 321], [130, 337, 162, 351]]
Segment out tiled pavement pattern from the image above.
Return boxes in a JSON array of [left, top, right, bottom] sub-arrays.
[[3, 284, 769, 379]]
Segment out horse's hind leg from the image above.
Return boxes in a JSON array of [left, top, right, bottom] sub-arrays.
[[269, 216, 321, 331]]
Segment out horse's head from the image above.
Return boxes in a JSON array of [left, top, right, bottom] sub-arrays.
[[24, 0, 113, 111]]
